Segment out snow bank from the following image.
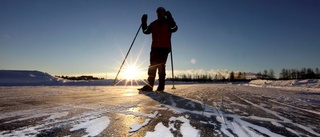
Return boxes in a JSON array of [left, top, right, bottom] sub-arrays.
[[0, 70, 118, 86], [0, 70, 61, 86], [0, 70, 190, 86], [249, 79, 320, 89]]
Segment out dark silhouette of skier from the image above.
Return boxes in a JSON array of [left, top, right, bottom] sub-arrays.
[[139, 7, 178, 91]]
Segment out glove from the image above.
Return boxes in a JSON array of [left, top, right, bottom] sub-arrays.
[[165, 11, 173, 19], [141, 14, 147, 23]]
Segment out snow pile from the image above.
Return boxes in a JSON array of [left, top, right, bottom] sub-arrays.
[[0, 70, 61, 86], [249, 79, 320, 89], [0, 70, 118, 86]]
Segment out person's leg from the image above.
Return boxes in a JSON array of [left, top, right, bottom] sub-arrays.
[[140, 49, 169, 91], [146, 64, 157, 88], [157, 64, 166, 91], [140, 50, 157, 91], [156, 50, 169, 91]]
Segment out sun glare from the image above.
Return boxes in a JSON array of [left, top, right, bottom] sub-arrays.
[[123, 65, 140, 80], [112, 40, 149, 86]]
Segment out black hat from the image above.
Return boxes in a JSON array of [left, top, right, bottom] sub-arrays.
[[157, 7, 166, 13]]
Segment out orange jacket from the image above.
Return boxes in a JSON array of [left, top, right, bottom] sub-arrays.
[[142, 19, 178, 50]]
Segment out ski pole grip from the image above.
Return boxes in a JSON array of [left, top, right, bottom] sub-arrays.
[[142, 14, 148, 22]]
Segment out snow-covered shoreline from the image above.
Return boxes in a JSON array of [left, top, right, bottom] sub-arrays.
[[1, 70, 320, 88], [249, 79, 320, 92]]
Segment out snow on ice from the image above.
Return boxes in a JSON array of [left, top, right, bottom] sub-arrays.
[[0, 70, 320, 136], [70, 116, 110, 137]]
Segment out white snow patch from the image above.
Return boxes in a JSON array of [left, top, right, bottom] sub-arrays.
[[144, 116, 199, 137], [70, 116, 110, 137], [145, 123, 173, 137], [4, 113, 50, 124], [271, 121, 284, 127], [169, 116, 200, 137], [44, 112, 69, 121], [121, 110, 158, 118], [129, 118, 151, 133]]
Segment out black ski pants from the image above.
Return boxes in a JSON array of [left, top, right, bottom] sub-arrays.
[[147, 48, 169, 89]]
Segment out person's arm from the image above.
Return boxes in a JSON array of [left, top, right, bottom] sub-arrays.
[[141, 14, 152, 34], [166, 11, 178, 32]]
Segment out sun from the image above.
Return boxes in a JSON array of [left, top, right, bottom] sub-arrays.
[[112, 41, 149, 86], [123, 65, 140, 80]]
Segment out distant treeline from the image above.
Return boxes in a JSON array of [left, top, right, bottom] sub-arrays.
[[167, 74, 220, 83], [167, 67, 320, 83], [278, 68, 320, 80], [167, 72, 251, 83], [56, 75, 104, 80], [257, 67, 320, 80], [256, 69, 276, 80]]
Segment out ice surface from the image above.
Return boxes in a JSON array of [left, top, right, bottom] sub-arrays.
[[0, 70, 319, 136]]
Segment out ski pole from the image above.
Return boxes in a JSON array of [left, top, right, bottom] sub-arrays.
[[112, 24, 142, 86], [170, 48, 176, 89]]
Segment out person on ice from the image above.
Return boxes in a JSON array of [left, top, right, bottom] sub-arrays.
[[139, 7, 178, 92]]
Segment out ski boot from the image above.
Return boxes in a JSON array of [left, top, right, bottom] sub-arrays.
[[138, 85, 153, 92]]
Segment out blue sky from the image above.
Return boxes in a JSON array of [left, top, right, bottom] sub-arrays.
[[1, 0, 319, 79]]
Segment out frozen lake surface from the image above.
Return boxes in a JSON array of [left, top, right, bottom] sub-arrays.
[[0, 84, 319, 137]]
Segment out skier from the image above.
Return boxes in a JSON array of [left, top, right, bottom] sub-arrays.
[[139, 7, 178, 92]]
